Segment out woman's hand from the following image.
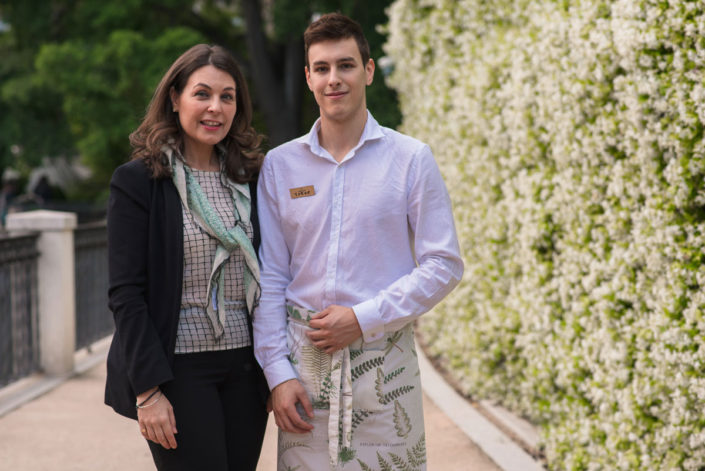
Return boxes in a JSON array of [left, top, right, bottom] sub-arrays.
[[136, 388, 178, 449]]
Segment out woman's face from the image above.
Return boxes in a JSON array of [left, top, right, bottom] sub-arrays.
[[171, 65, 237, 160]]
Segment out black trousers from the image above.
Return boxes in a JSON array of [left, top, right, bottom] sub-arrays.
[[147, 347, 268, 471]]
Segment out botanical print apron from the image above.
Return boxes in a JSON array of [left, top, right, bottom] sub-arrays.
[[278, 304, 426, 471]]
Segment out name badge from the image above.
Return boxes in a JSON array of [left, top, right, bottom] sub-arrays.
[[289, 185, 315, 199]]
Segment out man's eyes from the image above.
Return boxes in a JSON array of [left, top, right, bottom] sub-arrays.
[[314, 63, 355, 73]]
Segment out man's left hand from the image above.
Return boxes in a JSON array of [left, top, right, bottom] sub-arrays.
[[307, 305, 362, 353]]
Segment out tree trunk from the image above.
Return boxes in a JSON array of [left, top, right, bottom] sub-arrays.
[[240, 0, 302, 146]]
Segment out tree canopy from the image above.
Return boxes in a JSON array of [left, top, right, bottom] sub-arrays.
[[0, 0, 399, 199]]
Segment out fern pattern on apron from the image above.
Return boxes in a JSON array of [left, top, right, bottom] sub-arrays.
[[279, 304, 426, 471]]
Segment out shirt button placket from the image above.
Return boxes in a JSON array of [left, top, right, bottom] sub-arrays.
[[324, 165, 345, 306]]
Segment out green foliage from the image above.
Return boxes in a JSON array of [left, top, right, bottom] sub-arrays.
[[0, 0, 399, 201], [0, 32, 74, 171], [34, 27, 205, 182]]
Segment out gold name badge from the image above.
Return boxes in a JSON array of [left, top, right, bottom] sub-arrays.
[[289, 185, 315, 199]]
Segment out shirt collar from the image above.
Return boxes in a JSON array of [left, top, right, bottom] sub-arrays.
[[298, 110, 385, 162]]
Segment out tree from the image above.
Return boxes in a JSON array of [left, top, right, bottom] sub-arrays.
[[242, 0, 401, 145], [34, 28, 207, 183], [0, 0, 399, 198]]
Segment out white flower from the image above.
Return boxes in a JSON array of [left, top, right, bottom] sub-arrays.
[[386, 0, 705, 468]]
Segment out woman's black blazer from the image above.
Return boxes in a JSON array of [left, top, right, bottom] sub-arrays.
[[104, 159, 263, 419]]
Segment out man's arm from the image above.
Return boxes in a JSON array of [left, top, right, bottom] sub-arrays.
[[352, 144, 464, 343], [254, 156, 313, 432]]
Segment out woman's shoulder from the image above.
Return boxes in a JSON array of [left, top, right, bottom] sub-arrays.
[[111, 158, 151, 183], [109, 159, 162, 205]]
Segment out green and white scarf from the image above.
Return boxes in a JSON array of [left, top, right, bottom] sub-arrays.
[[165, 145, 260, 339]]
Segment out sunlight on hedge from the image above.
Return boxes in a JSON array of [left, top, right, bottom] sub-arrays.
[[385, 1, 705, 469]]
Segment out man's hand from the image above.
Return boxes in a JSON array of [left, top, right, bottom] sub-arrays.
[[307, 305, 363, 354], [137, 388, 178, 449], [271, 379, 314, 434]]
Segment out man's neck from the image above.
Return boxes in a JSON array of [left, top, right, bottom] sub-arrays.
[[318, 110, 368, 163]]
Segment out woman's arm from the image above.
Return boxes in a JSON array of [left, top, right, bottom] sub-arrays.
[[107, 162, 174, 399], [107, 161, 178, 448]]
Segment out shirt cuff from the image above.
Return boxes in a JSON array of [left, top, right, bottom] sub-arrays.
[[352, 299, 385, 343], [263, 358, 298, 391]]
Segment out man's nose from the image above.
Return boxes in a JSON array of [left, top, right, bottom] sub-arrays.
[[328, 68, 342, 86]]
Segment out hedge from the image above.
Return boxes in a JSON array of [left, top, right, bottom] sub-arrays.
[[384, 1, 705, 469]]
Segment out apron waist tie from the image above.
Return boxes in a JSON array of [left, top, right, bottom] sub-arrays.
[[286, 303, 353, 468]]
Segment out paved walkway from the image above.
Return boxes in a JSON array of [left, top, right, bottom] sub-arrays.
[[0, 360, 502, 470]]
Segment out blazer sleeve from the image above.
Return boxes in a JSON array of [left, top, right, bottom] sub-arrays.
[[107, 161, 173, 396], [249, 176, 261, 253]]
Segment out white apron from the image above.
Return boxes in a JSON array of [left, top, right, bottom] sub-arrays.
[[278, 304, 427, 471]]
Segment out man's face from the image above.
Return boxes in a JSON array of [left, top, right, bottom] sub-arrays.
[[305, 37, 374, 125]]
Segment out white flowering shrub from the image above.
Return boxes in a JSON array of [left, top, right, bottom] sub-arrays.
[[385, 0, 705, 469]]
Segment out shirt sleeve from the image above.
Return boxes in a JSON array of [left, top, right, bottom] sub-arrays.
[[253, 156, 298, 390], [352, 144, 464, 342]]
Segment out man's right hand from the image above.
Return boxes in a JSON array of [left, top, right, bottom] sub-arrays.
[[271, 379, 314, 434]]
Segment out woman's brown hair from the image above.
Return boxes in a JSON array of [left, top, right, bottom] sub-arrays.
[[129, 44, 263, 183]]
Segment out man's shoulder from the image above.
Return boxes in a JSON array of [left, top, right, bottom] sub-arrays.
[[376, 126, 430, 158]]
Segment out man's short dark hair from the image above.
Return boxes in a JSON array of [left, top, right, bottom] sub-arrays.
[[304, 13, 370, 68]]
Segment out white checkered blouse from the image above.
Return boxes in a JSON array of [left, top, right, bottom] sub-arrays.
[[175, 168, 252, 353]]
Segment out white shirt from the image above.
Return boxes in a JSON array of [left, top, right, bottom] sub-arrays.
[[254, 111, 464, 389]]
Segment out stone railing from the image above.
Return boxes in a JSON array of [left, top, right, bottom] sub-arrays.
[[3, 210, 111, 381]]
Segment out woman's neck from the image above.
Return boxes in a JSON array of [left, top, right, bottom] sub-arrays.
[[184, 143, 218, 171]]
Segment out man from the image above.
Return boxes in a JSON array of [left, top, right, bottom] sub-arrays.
[[254, 13, 464, 470]]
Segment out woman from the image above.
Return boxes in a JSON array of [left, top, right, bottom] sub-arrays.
[[104, 44, 268, 471]]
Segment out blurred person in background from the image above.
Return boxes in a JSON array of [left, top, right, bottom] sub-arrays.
[[0, 168, 21, 227], [104, 43, 268, 471]]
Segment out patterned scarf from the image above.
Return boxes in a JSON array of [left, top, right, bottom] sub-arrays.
[[166, 145, 260, 339]]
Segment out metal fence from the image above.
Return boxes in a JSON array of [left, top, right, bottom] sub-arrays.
[[0, 233, 40, 388], [74, 221, 113, 350]]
